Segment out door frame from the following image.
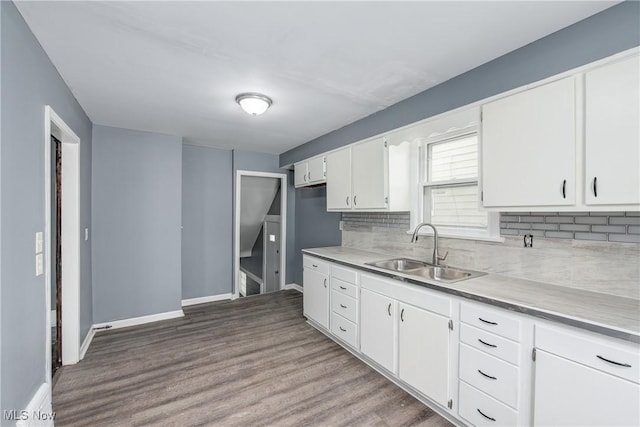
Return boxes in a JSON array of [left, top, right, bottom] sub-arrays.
[[44, 106, 81, 388], [233, 170, 287, 299]]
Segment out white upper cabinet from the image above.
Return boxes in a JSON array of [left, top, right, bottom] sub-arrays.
[[481, 77, 576, 208], [326, 137, 411, 212], [294, 156, 326, 188], [585, 54, 640, 206], [326, 148, 352, 210]]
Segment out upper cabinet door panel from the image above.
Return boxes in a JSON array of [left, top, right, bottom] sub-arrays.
[[294, 162, 308, 188], [326, 148, 352, 210], [352, 138, 387, 209], [307, 156, 326, 184], [585, 55, 640, 206], [482, 77, 576, 207]]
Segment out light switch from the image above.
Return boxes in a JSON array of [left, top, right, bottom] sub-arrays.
[[35, 253, 44, 276], [35, 231, 44, 254], [84, 228, 89, 241], [269, 234, 276, 242]]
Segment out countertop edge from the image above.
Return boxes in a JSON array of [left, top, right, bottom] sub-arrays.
[[302, 248, 640, 344]]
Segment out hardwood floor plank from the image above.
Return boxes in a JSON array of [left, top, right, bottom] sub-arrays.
[[53, 290, 452, 427]]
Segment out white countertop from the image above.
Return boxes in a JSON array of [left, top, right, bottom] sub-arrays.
[[302, 246, 640, 343]]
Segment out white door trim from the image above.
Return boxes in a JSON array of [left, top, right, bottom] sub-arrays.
[[233, 170, 287, 299], [44, 106, 81, 392]]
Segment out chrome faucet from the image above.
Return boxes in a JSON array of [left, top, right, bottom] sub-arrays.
[[411, 222, 448, 266]]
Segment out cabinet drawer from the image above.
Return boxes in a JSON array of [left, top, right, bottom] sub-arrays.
[[331, 291, 357, 323], [460, 323, 520, 366], [331, 312, 358, 349], [459, 381, 518, 427], [332, 264, 357, 285], [461, 303, 521, 342], [459, 344, 519, 409], [303, 255, 330, 275], [332, 278, 357, 299], [536, 324, 640, 384]]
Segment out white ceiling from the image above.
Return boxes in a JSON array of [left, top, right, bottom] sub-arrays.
[[16, 1, 617, 154]]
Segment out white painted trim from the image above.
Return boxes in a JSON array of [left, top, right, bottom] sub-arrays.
[[233, 170, 288, 300], [181, 293, 232, 306], [79, 328, 95, 361], [284, 283, 303, 293], [44, 105, 81, 398], [93, 309, 184, 331], [15, 383, 54, 427], [50, 310, 56, 327]]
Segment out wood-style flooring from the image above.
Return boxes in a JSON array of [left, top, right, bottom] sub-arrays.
[[53, 290, 452, 427]]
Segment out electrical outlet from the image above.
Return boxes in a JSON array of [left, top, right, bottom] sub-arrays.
[[35, 253, 44, 276], [524, 234, 533, 248], [35, 231, 44, 254]]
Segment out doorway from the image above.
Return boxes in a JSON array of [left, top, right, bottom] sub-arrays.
[[44, 106, 81, 390], [234, 171, 287, 298]]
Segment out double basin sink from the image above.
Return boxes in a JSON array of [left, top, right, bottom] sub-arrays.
[[365, 258, 486, 284]]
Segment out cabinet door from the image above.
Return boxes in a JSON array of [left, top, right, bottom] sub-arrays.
[[482, 77, 576, 207], [585, 55, 640, 205], [303, 268, 329, 329], [398, 303, 450, 407], [533, 350, 640, 426], [294, 162, 308, 188], [307, 156, 326, 184], [326, 148, 352, 210], [352, 138, 387, 210], [360, 289, 396, 373]]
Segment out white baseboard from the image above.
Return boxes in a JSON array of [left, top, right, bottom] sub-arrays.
[[284, 283, 303, 293], [181, 293, 232, 307], [15, 383, 54, 427], [93, 309, 184, 330], [50, 310, 56, 328], [79, 328, 95, 360]]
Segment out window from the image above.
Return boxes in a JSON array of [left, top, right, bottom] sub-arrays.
[[419, 128, 501, 241]]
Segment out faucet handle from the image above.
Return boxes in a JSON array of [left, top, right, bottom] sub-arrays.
[[438, 251, 449, 262]]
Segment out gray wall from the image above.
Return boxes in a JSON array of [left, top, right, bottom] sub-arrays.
[[1, 1, 93, 418], [232, 150, 296, 285], [92, 125, 182, 323], [280, 1, 640, 166], [293, 187, 341, 285], [182, 145, 233, 299]]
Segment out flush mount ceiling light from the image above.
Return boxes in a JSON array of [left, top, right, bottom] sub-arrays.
[[235, 93, 273, 116]]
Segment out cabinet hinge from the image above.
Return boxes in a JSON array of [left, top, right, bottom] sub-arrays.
[[481, 191, 484, 202], [383, 139, 388, 148], [480, 111, 483, 122], [447, 399, 453, 409], [384, 196, 388, 204], [532, 348, 537, 362], [448, 319, 453, 331]]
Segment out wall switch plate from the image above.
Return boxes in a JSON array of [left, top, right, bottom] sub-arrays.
[[269, 234, 276, 242], [84, 228, 89, 241], [35, 231, 44, 254], [35, 253, 44, 276]]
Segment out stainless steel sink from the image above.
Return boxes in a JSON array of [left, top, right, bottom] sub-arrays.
[[366, 258, 486, 284], [366, 258, 430, 272]]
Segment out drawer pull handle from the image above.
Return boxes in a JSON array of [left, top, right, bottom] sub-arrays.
[[387, 303, 392, 316], [312, 264, 318, 268], [597, 355, 631, 368], [478, 338, 497, 348], [478, 317, 498, 326], [323, 278, 327, 288], [340, 304, 347, 309], [339, 286, 347, 290], [478, 369, 497, 380], [477, 409, 496, 422], [401, 308, 405, 322], [339, 326, 347, 332]]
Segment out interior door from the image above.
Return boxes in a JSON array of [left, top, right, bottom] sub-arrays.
[[263, 219, 281, 293]]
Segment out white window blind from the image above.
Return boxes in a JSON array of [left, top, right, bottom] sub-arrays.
[[425, 184, 488, 228], [428, 135, 478, 182]]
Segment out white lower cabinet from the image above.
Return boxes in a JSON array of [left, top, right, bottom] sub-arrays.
[[398, 303, 451, 408], [459, 381, 518, 427], [360, 288, 397, 373], [302, 257, 329, 329]]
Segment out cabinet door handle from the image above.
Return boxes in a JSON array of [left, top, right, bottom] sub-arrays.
[[478, 317, 498, 326], [340, 304, 347, 309], [308, 171, 311, 181], [339, 326, 346, 332], [478, 369, 497, 380], [597, 355, 631, 368], [354, 195, 357, 206], [593, 176, 598, 197], [478, 338, 497, 348], [400, 308, 405, 322], [323, 278, 327, 288], [339, 286, 347, 290], [304, 172, 307, 182], [387, 303, 391, 316], [477, 409, 496, 422], [346, 196, 349, 206], [562, 179, 566, 199], [312, 264, 318, 268]]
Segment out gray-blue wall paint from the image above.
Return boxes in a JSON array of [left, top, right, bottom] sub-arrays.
[[1, 1, 93, 417], [280, 1, 640, 166], [92, 125, 182, 323], [232, 150, 296, 285], [293, 187, 341, 285], [182, 145, 233, 299]]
